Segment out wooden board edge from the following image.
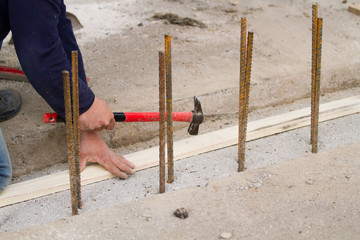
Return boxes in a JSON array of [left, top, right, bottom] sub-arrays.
[[348, 4, 360, 15], [0, 73, 28, 82]]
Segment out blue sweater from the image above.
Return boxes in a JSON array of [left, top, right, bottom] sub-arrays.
[[0, 0, 94, 118]]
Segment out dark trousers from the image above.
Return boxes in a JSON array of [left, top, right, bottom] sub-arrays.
[[0, 0, 94, 117]]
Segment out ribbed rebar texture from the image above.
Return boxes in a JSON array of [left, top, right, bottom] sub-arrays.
[[159, 51, 166, 193], [238, 17, 247, 172], [312, 17, 323, 153], [165, 35, 174, 183], [311, 3, 318, 144], [240, 31, 254, 170], [71, 51, 81, 209], [63, 70, 78, 215]]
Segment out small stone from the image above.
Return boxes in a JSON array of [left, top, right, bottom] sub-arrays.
[[253, 182, 262, 188], [173, 208, 188, 219], [220, 232, 232, 239], [305, 179, 315, 185]]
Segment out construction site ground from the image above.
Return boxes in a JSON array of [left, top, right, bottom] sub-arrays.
[[1, 139, 359, 239], [0, 0, 359, 238]]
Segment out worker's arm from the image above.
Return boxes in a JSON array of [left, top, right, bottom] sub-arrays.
[[8, 0, 134, 177], [8, 0, 94, 118]]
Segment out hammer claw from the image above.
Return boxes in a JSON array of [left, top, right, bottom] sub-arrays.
[[188, 96, 204, 135]]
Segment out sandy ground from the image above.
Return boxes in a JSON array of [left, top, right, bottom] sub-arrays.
[[0, 0, 359, 177], [0, 0, 359, 237], [0, 100, 359, 234], [0, 137, 359, 239]]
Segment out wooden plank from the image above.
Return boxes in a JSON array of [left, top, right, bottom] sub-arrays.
[[0, 96, 359, 207], [348, 4, 360, 16]]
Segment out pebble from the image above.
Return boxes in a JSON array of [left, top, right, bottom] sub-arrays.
[[174, 208, 188, 219], [253, 182, 262, 188], [305, 179, 315, 185], [220, 232, 232, 239]]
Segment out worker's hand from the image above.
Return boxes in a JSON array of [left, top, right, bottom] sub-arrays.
[[79, 97, 115, 131], [79, 131, 135, 178]]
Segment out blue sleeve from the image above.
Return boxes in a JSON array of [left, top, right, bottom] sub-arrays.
[[8, 0, 94, 118]]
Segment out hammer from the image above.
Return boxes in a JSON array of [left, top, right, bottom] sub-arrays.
[[43, 96, 204, 135]]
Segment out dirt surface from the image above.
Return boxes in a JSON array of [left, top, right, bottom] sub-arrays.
[[0, 0, 359, 177], [1, 142, 360, 239], [0, 106, 358, 234], [0, 0, 359, 237]]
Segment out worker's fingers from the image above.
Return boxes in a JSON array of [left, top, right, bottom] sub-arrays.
[[79, 130, 134, 178], [109, 151, 136, 175], [105, 165, 128, 179], [79, 151, 128, 178], [79, 97, 115, 131], [102, 155, 128, 179], [105, 117, 115, 130], [116, 153, 136, 169], [88, 118, 114, 131]]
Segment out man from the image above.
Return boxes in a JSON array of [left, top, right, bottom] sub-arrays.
[[0, 0, 135, 190]]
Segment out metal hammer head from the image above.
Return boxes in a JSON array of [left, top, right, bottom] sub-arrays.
[[188, 96, 204, 135]]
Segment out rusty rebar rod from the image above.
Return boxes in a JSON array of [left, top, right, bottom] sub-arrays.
[[238, 17, 247, 172], [312, 17, 323, 153], [310, 3, 318, 144], [165, 35, 174, 183], [238, 32, 254, 172], [242, 31, 254, 151], [71, 51, 81, 209], [159, 51, 166, 193], [63, 70, 78, 215]]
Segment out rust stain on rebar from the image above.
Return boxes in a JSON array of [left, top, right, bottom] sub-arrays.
[[239, 31, 254, 172], [243, 31, 254, 144], [165, 35, 174, 183], [71, 51, 82, 209], [63, 70, 78, 215], [159, 51, 166, 193], [238, 17, 247, 172], [311, 4, 318, 144], [312, 17, 323, 153]]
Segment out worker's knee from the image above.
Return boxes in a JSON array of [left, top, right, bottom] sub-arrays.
[[0, 173, 11, 192], [0, 128, 12, 191]]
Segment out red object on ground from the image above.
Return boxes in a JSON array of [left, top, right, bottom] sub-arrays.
[[123, 112, 193, 122], [43, 113, 59, 123], [43, 112, 194, 123], [0, 65, 25, 75], [0, 65, 27, 81]]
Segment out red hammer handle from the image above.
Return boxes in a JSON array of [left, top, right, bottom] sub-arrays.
[[43, 96, 203, 135], [122, 112, 193, 122], [43, 112, 193, 123]]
